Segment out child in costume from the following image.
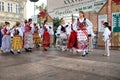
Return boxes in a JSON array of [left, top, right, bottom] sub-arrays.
[[42, 20, 50, 51], [10, 22, 23, 54], [33, 23, 41, 48], [1, 22, 11, 53], [23, 19, 34, 52], [59, 26, 68, 51]]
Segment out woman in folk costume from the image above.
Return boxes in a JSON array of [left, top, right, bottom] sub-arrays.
[[42, 20, 50, 51], [103, 22, 111, 57], [48, 26, 54, 48], [23, 20, 34, 52], [59, 26, 68, 51], [33, 23, 41, 48], [67, 19, 78, 52], [56, 19, 69, 49], [10, 22, 23, 54], [74, 11, 93, 57], [1, 22, 11, 53]]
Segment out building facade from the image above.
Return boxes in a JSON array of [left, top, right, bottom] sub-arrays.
[[47, 0, 120, 49], [0, 0, 27, 27]]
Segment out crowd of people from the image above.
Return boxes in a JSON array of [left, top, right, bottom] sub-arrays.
[[0, 11, 111, 57]]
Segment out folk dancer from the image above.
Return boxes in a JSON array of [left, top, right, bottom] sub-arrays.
[[59, 26, 68, 51], [23, 19, 34, 52], [10, 22, 23, 54], [1, 22, 11, 53], [56, 19, 69, 50], [74, 11, 92, 57], [33, 23, 41, 48], [67, 19, 78, 53], [42, 20, 50, 51], [48, 26, 54, 48]]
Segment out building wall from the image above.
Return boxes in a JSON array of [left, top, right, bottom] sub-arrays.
[[0, 0, 27, 27], [98, 1, 120, 49]]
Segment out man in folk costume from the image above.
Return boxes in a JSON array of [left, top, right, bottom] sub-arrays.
[[42, 20, 50, 51], [67, 19, 78, 52], [10, 22, 23, 54], [33, 23, 41, 48], [73, 11, 93, 57], [1, 22, 11, 53], [23, 19, 34, 52]]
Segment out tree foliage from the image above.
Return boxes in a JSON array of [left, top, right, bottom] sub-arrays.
[[53, 17, 63, 31]]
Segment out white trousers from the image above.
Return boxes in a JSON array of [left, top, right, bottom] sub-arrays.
[[105, 39, 110, 56]]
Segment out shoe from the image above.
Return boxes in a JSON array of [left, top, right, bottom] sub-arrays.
[[82, 54, 86, 57], [17, 51, 21, 54], [107, 54, 110, 57], [25, 48, 29, 52], [103, 54, 107, 56], [44, 48, 47, 51], [10, 50, 14, 55], [86, 52, 88, 55]]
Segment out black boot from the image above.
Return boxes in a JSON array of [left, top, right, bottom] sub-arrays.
[[10, 50, 14, 55]]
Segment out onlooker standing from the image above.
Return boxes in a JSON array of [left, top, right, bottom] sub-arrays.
[[103, 22, 111, 57]]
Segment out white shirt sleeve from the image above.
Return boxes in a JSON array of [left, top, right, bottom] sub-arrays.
[[72, 19, 78, 32], [1, 29, 4, 34], [66, 25, 71, 35], [56, 25, 61, 34], [30, 23, 34, 34], [86, 19, 93, 34], [6, 27, 10, 34]]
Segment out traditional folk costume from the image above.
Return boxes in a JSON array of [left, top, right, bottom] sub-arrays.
[[42, 27, 50, 51], [1, 26, 11, 52], [74, 18, 90, 56], [33, 25, 41, 48], [67, 24, 78, 52], [103, 27, 111, 56], [59, 26, 68, 51], [56, 25, 68, 50], [48, 27, 54, 47], [10, 27, 23, 54], [23, 24, 34, 52]]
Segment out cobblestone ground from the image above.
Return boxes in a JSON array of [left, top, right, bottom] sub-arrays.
[[0, 48, 120, 80]]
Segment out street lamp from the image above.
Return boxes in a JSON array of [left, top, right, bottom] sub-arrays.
[[30, 0, 39, 2], [30, 0, 39, 16]]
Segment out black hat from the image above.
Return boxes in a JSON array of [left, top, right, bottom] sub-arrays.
[[103, 22, 109, 26]]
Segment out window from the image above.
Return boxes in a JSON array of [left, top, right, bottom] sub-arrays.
[[16, 5, 20, 13], [8, 3, 12, 12], [10, 4, 12, 12], [0, 2, 4, 11]]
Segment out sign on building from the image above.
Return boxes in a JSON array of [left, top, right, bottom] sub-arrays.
[[98, 14, 107, 32], [47, 0, 107, 18], [112, 12, 120, 32]]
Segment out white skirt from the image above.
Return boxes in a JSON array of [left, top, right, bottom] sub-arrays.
[[1, 35, 11, 51]]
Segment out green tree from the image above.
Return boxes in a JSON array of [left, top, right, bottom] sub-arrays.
[[53, 17, 63, 46], [53, 17, 63, 31]]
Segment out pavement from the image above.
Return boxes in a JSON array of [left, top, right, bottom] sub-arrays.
[[0, 48, 120, 80]]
